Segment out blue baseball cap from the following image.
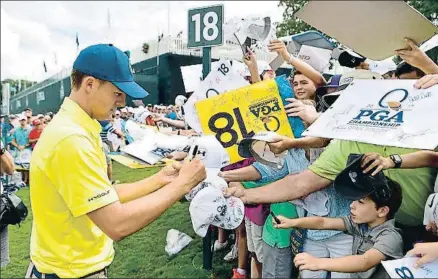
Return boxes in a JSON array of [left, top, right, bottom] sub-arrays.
[[73, 44, 148, 99]]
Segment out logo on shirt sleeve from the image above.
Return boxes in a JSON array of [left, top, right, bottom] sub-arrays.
[[88, 190, 111, 202]]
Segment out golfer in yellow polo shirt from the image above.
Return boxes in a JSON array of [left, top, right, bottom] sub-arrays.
[[27, 44, 206, 278]]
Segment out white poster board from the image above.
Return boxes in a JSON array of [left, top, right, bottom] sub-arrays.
[[297, 45, 332, 72], [183, 59, 249, 133], [295, 1, 438, 60], [122, 132, 191, 165], [181, 61, 225, 93], [420, 34, 438, 53], [382, 257, 438, 278], [303, 80, 438, 150]]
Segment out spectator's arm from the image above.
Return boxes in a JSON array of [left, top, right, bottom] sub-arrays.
[[268, 136, 330, 155], [243, 48, 262, 83], [295, 249, 386, 273], [11, 138, 19, 149], [274, 216, 345, 231], [268, 40, 327, 86], [0, 148, 15, 175], [361, 151, 438, 175], [395, 38, 438, 75], [219, 166, 262, 182], [157, 116, 186, 129], [225, 169, 332, 204], [112, 128, 124, 138]]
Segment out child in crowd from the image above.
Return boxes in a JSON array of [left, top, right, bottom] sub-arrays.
[[274, 155, 404, 278]]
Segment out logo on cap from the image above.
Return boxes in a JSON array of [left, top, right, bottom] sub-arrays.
[[349, 171, 358, 183]]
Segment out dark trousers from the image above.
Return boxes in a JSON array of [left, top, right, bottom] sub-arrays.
[[395, 222, 438, 254]]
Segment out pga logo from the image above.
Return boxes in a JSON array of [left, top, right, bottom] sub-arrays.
[[352, 89, 408, 124]]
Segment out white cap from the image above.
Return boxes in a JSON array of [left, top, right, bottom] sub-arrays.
[[185, 171, 228, 201], [322, 70, 383, 108], [18, 114, 27, 121], [192, 136, 230, 175], [189, 186, 244, 237], [368, 59, 397, 75], [424, 193, 438, 225], [175, 95, 188, 106], [121, 108, 128, 113], [115, 110, 121, 115], [127, 107, 135, 113]]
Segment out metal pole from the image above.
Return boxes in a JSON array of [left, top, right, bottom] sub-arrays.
[[167, 1, 170, 38], [202, 46, 213, 271]]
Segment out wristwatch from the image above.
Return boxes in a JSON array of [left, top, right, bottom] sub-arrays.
[[389, 154, 402, 168]]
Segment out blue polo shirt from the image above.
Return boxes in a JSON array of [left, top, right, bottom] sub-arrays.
[[12, 126, 31, 148], [165, 112, 177, 120]]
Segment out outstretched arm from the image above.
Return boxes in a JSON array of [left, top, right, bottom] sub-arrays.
[[269, 40, 327, 87], [274, 216, 345, 231], [294, 249, 386, 273], [225, 169, 332, 204]]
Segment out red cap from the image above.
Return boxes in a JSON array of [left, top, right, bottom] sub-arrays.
[[32, 119, 41, 126]]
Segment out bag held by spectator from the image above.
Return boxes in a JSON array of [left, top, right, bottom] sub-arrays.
[[0, 192, 28, 230]]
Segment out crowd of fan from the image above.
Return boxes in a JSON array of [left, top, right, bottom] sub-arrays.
[[128, 39, 438, 279], [1, 38, 437, 278]]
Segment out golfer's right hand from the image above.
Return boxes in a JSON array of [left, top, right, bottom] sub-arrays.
[[177, 158, 206, 192]]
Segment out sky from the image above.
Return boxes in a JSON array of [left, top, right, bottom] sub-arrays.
[[1, 1, 284, 82]]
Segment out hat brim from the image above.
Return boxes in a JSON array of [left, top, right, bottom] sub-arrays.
[[238, 139, 253, 158], [250, 141, 282, 169], [112, 81, 149, 99], [334, 170, 373, 200], [334, 154, 373, 200], [322, 92, 341, 108]]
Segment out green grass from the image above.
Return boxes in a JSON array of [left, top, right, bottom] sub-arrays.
[[1, 162, 234, 278]]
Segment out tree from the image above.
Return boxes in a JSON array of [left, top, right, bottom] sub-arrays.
[[407, 0, 438, 23], [276, 0, 337, 47], [1, 79, 35, 97], [276, 0, 312, 38]]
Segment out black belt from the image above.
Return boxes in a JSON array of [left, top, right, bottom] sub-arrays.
[[32, 265, 108, 279]]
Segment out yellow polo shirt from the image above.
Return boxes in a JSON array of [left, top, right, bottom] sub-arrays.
[[29, 98, 119, 278]]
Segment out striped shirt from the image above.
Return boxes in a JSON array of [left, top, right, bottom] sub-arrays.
[[98, 121, 116, 142]]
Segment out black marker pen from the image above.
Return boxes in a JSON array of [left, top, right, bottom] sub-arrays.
[[270, 211, 281, 224]]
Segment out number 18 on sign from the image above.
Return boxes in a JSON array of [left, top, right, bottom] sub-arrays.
[[188, 5, 224, 48]]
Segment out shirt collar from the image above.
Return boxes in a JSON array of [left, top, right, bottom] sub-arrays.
[[59, 97, 102, 137], [365, 219, 398, 236]]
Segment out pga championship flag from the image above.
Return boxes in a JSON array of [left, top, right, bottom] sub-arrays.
[[196, 76, 305, 163], [303, 80, 438, 150]]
